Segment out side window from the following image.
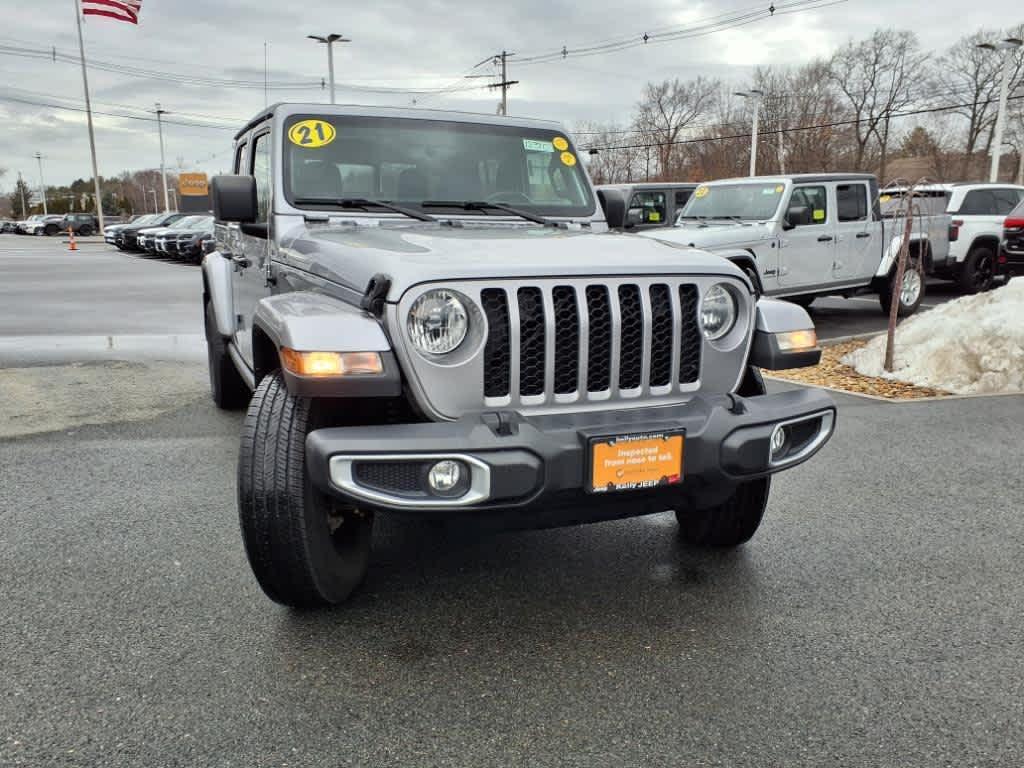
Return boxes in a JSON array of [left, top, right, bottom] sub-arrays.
[[250, 133, 272, 222], [628, 191, 667, 224], [993, 188, 1022, 215], [836, 184, 868, 222], [233, 142, 247, 174], [959, 189, 997, 215], [674, 188, 693, 208], [787, 185, 828, 226]]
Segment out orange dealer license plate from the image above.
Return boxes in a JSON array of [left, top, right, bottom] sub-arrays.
[[588, 430, 684, 494]]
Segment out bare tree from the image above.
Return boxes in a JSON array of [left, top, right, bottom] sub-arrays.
[[634, 77, 718, 179], [574, 122, 644, 184], [830, 29, 929, 179]]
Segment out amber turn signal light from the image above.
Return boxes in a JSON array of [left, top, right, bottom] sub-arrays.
[[775, 329, 818, 352], [280, 348, 383, 377]]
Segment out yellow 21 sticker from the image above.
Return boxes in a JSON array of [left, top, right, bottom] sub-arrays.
[[560, 151, 577, 167], [694, 186, 708, 198], [288, 119, 336, 148], [552, 136, 569, 151]]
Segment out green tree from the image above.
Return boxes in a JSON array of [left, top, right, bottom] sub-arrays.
[[9, 177, 33, 218]]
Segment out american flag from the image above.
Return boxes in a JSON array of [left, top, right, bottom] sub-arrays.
[[82, 0, 142, 24]]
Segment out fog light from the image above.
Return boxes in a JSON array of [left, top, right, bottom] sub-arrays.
[[770, 425, 788, 458], [428, 460, 463, 493]]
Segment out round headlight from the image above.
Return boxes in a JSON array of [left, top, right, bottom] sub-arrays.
[[407, 289, 469, 355], [701, 284, 737, 341]]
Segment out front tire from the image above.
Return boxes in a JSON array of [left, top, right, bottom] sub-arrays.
[[675, 477, 771, 548], [44, 223, 59, 236], [957, 246, 995, 294], [79, 225, 93, 237], [879, 258, 925, 317], [238, 371, 373, 608], [204, 301, 250, 410]]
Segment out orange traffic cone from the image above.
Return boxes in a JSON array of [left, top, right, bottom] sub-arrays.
[[68, 226, 78, 251]]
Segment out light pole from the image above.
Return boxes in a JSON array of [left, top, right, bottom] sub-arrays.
[[17, 171, 28, 218], [154, 103, 170, 211], [34, 152, 48, 215], [307, 33, 350, 104], [978, 37, 1023, 182], [735, 90, 764, 176], [148, 188, 158, 213]]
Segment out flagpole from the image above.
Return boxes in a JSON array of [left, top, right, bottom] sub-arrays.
[[73, 0, 105, 231]]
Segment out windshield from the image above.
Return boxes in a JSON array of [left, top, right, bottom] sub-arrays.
[[171, 215, 202, 229], [681, 182, 786, 221], [129, 215, 156, 226], [185, 215, 213, 229], [283, 115, 595, 218]]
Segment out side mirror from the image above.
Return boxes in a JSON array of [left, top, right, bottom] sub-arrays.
[[782, 213, 796, 231], [625, 208, 644, 228], [597, 188, 626, 229], [783, 205, 809, 230], [211, 175, 258, 224]]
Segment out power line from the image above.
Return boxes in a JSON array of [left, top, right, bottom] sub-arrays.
[[0, 93, 237, 130]]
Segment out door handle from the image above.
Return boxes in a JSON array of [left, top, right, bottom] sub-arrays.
[[855, 232, 871, 239], [817, 235, 833, 242], [232, 254, 252, 268]]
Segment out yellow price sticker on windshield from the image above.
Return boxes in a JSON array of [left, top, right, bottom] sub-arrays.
[[694, 186, 708, 198], [560, 151, 577, 167], [552, 136, 569, 151], [649, 211, 661, 222], [813, 209, 826, 221], [288, 119, 336, 148], [880, 194, 891, 202]]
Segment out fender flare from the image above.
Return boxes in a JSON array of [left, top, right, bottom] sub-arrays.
[[201, 251, 236, 338], [875, 234, 931, 278], [715, 248, 762, 294], [251, 292, 400, 398]]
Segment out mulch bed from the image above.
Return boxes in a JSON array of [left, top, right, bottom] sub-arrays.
[[768, 339, 951, 400]]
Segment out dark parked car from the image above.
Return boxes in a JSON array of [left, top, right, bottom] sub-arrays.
[[999, 198, 1024, 281], [156, 214, 214, 262], [60, 213, 100, 236], [104, 214, 152, 245], [115, 213, 184, 251]]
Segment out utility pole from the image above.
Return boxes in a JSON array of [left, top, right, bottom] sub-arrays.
[[979, 37, 1023, 182], [72, 0, 105, 231], [307, 33, 350, 104], [735, 90, 764, 176], [154, 103, 170, 212], [34, 152, 48, 215], [494, 51, 518, 116], [17, 171, 28, 218]]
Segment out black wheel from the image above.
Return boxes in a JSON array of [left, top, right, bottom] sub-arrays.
[[789, 295, 816, 309], [79, 225, 93, 237], [44, 223, 60, 236], [957, 246, 996, 294], [675, 477, 771, 548], [205, 301, 250, 410], [879, 259, 925, 317], [239, 371, 374, 608]]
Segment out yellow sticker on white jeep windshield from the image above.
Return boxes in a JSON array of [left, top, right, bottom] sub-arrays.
[[775, 185, 784, 193], [552, 136, 569, 151], [560, 151, 577, 167], [880, 195, 891, 202], [288, 119, 336, 148], [813, 209, 826, 221], [694, 186, 708, 198]]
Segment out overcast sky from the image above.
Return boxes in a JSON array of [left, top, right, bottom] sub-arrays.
[[0, 0, 1019, 190]]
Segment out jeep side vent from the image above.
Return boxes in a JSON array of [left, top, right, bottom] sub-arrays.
[[552, 286, 579, 395], [678, 285, 701, 384], [617, 285, 643, 390], [517, 287, 546, 397], [481, 288, 511, 398]]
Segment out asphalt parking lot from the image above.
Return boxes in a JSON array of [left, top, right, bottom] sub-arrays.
[[2, 236, 1023, 767]]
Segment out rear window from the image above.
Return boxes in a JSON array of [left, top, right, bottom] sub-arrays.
[[958, 189, 998, 216]]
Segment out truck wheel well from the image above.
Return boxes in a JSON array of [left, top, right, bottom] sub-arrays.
[[908, 241, 932, 272], [968, 235, 1000, 258], [726, 253, 762, 295], [252, 325, 278, 386]]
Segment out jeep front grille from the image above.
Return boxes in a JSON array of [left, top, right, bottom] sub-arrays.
[[479, 281, 701, 405]]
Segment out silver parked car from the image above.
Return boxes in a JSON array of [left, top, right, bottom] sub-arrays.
[[202, 103, 835, 608]]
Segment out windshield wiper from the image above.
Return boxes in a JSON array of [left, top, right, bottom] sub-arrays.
[[293, 197, 436, 222], [421, 200, 556, 227]]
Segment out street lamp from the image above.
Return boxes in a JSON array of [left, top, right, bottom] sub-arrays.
[[978, 37, 1023, 182], [307, 33, 350, 104], [34, 152, 48, 215], [154, 103, 170, 211], [735, 90, 764, 177]]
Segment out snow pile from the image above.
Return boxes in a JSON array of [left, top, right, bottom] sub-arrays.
[[843, 278, 1024, 395]]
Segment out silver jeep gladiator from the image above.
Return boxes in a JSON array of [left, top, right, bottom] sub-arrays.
[[203, 103, 836, 608]]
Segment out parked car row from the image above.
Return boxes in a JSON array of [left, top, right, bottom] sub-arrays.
[[0, 213, 104, 236], [103, 212, 213, 263]]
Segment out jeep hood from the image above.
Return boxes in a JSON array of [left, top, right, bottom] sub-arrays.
[[638, 221, 776, 250], [278, 220, 744, 298]]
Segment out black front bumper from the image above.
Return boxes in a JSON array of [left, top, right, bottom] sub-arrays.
[[306, 388, 836, 519]]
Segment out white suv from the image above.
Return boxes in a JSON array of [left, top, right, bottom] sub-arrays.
[[941, 183, 1024, 293]]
